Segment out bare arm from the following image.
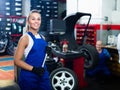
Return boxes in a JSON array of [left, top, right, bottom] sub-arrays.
[[14, 35, 33, 71]]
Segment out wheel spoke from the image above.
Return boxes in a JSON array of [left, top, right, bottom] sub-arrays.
[[54, 81, 62, 87], [66, 84, 73, 89], [54, 75, 61, 81], [65, 76, 73, 82], [61, 71, 66, 78]]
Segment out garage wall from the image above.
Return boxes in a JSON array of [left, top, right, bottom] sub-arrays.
[[67, 0, 120, 24]]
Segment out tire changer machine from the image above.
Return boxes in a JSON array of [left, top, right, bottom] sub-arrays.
[[45, 12, 99, 90]]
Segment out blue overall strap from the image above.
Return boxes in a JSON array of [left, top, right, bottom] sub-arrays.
[[27, 32, 35, 39]]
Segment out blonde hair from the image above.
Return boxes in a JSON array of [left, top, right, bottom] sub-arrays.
[[26, 9, 41, 32]]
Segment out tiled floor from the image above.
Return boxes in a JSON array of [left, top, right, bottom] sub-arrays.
[[0, 55, 14, 80]]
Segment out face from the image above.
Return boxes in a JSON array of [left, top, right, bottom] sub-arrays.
[[28, 12, 41, 31], [96, 41, 102, 51]]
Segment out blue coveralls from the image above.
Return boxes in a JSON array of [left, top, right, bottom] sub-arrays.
[[18, 32, 51, 90], [86, 49, 111, 76]]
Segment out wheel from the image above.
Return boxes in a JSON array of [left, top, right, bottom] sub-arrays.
[[50, 67, 78, 90], [78, 44, 99, 70]]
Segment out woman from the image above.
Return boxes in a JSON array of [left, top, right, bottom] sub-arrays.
[[14, 10, 51, 90]]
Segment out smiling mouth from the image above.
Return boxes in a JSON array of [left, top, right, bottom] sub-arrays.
[[33, 24, 40, 28]]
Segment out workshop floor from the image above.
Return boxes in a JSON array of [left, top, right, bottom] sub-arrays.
[[0, 55, 14, 80]]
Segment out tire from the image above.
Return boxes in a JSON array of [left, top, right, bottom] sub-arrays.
[[50, 67, 78, 90], [78, 44, 99, 70]]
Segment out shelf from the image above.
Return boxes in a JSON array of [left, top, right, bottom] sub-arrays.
[[75, 24, 95, 45]]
